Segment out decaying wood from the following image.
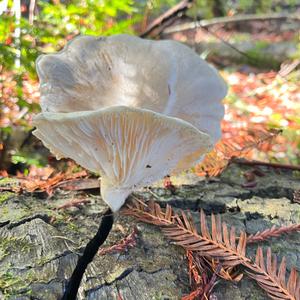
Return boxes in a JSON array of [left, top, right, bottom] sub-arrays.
[[1, 163, 299, 299], [231, 158, 300, 171], [196, 128, 280, 177], [163, 13, 300, 34], [140, 0, 194, 37]]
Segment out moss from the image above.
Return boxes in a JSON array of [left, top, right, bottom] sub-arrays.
[[105, 265, 128, 284], [290, 42, 300, 60], [1, 206, 8, 216], [0, 192, 14, 204], [0, 270, 32, 298], [5, 209, 27, 222], [35, 255, 54, 267], [153, 291, 177, 300], [0, 178, 19, 185], [244, 49, 281, 69], [0, 206, 33, 224], [292, 170, 300, 179], [66, 221, 80, 232], [0, 236, 32, 260], [238, 41, 280, 69]]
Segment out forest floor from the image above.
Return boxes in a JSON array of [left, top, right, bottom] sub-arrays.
[[0, 163, 299, 300]]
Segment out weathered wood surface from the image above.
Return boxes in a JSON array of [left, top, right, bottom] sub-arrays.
[[0, 163, 299, 299]]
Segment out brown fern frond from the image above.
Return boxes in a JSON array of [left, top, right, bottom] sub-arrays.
[[123, 200, 300, 299], [246, 247, 300, 300], [247, 224, 300, 244], [196, 128, 281, 177], [125, 199, 174, 226], [232, 128, 280, 156], [195, 150, 228, 177], [123, 200, 251, 268]]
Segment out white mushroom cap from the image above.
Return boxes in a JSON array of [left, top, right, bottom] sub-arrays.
[[37, 34, 227, 144], [33, 106, 212, 211]]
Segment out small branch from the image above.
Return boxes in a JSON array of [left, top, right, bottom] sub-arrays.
[[98, 227, 138, 256], [201, 26, 259, 65], [163, 13, 300, 34], [29, 0, 36, 24], [278, 59, 300, 77], [56, 198, 91, 210], [54, 178, 99, 191], [231, 158, 300, 171], [247, 224, 300, 244], [140, 0, 194, 38]]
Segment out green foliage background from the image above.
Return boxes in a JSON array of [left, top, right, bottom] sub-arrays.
[[2, 0, 298, 75]]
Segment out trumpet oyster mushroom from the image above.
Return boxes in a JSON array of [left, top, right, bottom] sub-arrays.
[[32, 34, 227, 300], [34, 34, 227, 211], [36, 34, 227, 143]]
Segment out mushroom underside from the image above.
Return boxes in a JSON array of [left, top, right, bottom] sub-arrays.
[[33, 106, 212, 210]]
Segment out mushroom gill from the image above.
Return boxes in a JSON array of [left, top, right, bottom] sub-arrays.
[[33, 106, 212, 211]]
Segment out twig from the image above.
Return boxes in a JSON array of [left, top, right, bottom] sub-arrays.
[[56, 198, 91, 210], [278, 59, 300, 77], [98, 227, 138, 256], [163, 13, 300, 34], [183, 251, 220, 300], [145, 188, 161, 200], [140, 0, 194, 38], [54, 178, 99, 191], [201, 263, 221, 299], [52, 235, 77, 244], [29, 0, 36, 24], [201, 26, 259, 66], [247, 224, 300, 244], [231, 158, 300, 171]]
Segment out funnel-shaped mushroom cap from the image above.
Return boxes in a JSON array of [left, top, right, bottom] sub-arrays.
[[33, 106, 212, 211], [37, 34, 227, 143]]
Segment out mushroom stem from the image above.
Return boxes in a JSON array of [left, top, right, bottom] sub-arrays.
[[62, 208, 114, 300]]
